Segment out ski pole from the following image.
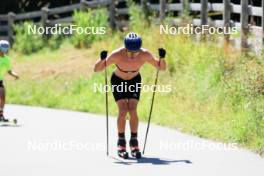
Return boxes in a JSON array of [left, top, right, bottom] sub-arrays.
[[143, 48, 166, 155], [105, 60, 109, 156], [101, 51, 109, 156], [142, 65, 160, 155]]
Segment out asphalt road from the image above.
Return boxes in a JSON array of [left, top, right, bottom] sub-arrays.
[[0, 105, 263, 176]]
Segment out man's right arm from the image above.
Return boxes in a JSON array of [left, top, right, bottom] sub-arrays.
[[94, 50, 118, 72]]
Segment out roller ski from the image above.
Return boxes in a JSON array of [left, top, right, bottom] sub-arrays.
[[130, 137, 142, 159], [118, 147, 129, 159], [0, 116, 17, 125], [117, 138, 129, 159]]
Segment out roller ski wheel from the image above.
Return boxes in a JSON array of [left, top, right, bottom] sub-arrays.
[[13, 119, 18, 124], [130, 147, 142, 159], [0, 116, 18, 125], [117, 146, 129, 159]]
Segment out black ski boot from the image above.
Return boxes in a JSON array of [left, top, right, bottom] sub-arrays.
[[0, 114, 9, 122], [117, 138, 129, 159], [130, 137, 142, 159]]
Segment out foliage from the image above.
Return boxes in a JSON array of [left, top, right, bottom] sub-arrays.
[[13, 21, 44, 54], [71, 9, 108, 48]]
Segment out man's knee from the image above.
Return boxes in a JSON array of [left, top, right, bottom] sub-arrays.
[[119, 105, 128, 117], [128, 104, 137, 113]]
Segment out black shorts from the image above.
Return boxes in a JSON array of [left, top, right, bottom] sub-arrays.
[[111, 73, 141, 101], [0, 81, 4, 88]]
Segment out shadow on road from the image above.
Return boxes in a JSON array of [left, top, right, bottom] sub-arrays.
[[0, 124, 21, 127], [110, 155, 192, 165]]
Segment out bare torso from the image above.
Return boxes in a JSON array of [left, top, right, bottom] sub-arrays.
[[94, 47, 164, 79], [114, 48, 145, 80]]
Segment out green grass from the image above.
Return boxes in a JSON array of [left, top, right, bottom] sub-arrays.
[[5, 13, 264, 155]]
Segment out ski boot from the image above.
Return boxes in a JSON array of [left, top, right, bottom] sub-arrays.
[[0, 115, 9, 122], [130, 137, 142, 159], [117, 138, 129, 159]]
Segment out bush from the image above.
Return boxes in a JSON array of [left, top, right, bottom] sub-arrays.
[[13, 21, 44, 54], [128, 3, 148, 32], [71, 9, 108, 48], [48, 34, 64, 50]]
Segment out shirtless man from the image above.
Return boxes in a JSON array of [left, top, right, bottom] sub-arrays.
[[94, 32, 166, 158]]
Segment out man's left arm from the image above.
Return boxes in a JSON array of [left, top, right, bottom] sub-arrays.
[[144, 49, 166, 71]]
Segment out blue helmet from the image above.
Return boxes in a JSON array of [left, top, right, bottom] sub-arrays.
[[124, 32, 142, 52], [0, 40, 10, 53]]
